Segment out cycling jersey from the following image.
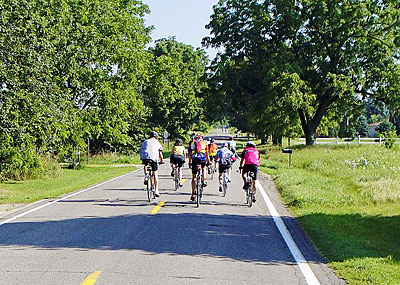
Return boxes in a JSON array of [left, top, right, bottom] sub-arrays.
[[140, 138, 163, 161], [171, 145, 185, 156], [240, 147, 260, 166]]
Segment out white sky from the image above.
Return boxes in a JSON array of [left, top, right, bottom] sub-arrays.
[[142, 0, 219, 60]]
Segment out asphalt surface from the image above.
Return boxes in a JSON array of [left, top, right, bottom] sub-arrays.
[[0, 160, 344, 284]]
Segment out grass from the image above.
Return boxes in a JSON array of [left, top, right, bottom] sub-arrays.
[[88, 152, 142, 165], [0, 165, 136, 205], [259, 144, 400, 284]]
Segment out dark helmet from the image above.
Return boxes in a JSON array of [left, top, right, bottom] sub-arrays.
[[150, 131, 158, 138], [175, 139, 182, 145], [210, 138, 215, 143]]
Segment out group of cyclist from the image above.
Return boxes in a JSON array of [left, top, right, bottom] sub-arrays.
[[139, 131, 260, 203]]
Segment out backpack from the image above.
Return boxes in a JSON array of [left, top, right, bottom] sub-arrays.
[[219, 150, 232, 166], [192, 138, 204, 153]]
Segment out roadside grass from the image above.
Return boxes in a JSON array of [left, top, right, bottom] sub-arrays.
[[88, 153, 142, 165], [260, 144, 400, 284], [0, 165, 136, 205]]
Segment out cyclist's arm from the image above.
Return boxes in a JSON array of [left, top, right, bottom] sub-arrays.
[[159, 149, 164, 164]]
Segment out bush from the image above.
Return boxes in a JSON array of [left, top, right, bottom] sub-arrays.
[[383, 130, 398, 149], [0, 147, 41, 181]]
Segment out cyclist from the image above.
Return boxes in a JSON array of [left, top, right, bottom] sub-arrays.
[[188, 134, 209, 201], [215, 143, 234, 192], [239, 141, 260, 203], [170, 139, 186, 187], [207, 138, 218, 172], [228, 136, 237, 154], [140, 131, 164, 197]]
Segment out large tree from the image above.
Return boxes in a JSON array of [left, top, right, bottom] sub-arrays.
[[204, 0, 400, 145], [0, 0, 152, 177], [144, 38, 208, 139]]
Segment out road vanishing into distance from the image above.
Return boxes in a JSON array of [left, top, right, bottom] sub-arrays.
[[0, 155, 344, 284]]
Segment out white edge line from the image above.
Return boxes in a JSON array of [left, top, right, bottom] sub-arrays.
[[0, 167, 143, 227], [256, 180, 320, 285]]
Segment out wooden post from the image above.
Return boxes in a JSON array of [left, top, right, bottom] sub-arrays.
[[87, 138, 90, 164]]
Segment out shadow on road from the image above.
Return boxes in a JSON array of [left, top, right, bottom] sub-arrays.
[[0, 213, 309, 265]]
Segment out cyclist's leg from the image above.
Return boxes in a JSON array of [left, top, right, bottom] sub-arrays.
[[242, 165, 247, 186], [252, 165, 259, 194], [191, 159, 198, 198], [200, 160, 207, 185], [152, 160, 159, 194]]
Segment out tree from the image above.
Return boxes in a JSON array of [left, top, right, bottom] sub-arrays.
[[204, 0, 400, 145], [144, 38, 208, 139], [0, 0, 152, 177]]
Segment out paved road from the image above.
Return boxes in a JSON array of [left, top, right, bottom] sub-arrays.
[[0, 161, 343, 284]]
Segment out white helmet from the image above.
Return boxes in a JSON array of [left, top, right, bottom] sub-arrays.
[[246, 141, 256, 147]]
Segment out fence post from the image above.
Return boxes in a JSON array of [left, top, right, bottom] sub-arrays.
[[379, 137, 382, 145], [358, 135, 361, 144], [336, 137, 339, 144]]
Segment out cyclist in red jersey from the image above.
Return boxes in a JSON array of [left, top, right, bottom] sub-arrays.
[[239, 141, 260, 202]]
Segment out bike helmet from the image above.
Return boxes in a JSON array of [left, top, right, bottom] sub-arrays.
[[150, 131, 158, 138], [175, 139, 182, 145], [246, 141, 256, 147], [223, 142, 229, 148], [210, 138, 215, 143]]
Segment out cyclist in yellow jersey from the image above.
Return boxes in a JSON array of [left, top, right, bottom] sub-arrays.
[[170, 139, 186, 186]]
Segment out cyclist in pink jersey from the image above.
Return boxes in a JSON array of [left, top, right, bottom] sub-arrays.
[[239, 141, 260, 202]]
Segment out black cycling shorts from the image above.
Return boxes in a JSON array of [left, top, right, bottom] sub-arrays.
[[142, 159, 158, 171], [191, 157, 206, 175], [170, 154, 185, 167], [218, 164, 230, 173], [243, 164, 259, 180]]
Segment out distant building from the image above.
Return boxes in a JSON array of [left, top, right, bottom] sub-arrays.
[[368, 121, 383, 137]]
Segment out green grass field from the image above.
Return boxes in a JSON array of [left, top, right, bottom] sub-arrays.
[[260, 144, 399, 284], [0, 165, 136, 205]]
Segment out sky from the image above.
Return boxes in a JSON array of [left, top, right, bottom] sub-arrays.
[[142, 0, 219, 60]]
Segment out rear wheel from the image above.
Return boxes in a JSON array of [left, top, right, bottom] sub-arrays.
[[196, 174, 201, 207], [146, 174, 152, 202], [174, 168, 179, 191], [223, 173, 227, 197], [248, 184, 253, 207]]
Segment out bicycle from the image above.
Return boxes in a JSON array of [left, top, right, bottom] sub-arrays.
[[239, 168, 256, 207], [221, 168, 229, 197], [194, 164, 204, 207], [172, 163, 179, 191], [144, 165, 155, 202], [207, 159, 215, 180]]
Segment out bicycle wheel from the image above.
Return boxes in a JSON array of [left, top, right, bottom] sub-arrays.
[[248, 184, 253, 207], [223, 173, 227, 197], [146, 174, 152, 202], [196, 175, 201, 207], [210, 165, 214, 180], [174, 168, 179, 191]]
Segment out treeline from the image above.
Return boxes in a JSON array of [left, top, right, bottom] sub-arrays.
[[0, 0, 207, 180], [203, 0, 400, 145]]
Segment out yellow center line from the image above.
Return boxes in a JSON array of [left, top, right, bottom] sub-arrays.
[[180, 179, 186, 184], [81, 271, 102, 285], [151, 201, 166, 215]]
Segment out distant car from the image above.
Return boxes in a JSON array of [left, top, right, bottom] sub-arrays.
[[205, 135, 233, 148]]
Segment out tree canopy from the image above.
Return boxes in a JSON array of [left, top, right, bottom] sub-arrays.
[[204, 0, 400, 144]]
